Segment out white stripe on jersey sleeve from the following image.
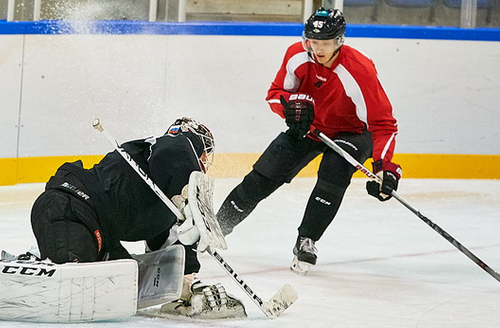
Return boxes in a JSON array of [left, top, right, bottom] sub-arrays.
[[284, 52, 311, 92], [333, 64, 368, 126], [380, 132, 397, 160]]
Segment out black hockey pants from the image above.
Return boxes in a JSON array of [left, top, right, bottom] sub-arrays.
[[31, 188, 106, 263], [31, 166, 130, 263], [217, 130, 372, 240]]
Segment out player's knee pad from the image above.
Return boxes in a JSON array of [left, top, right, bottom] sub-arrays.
[[318, 160, 354, 191], [220, 170, 282, 215], [314, 178, 349, 197]]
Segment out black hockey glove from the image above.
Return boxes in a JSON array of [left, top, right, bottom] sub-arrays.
[[366, 159, 402, 202], [280, 94, 315, 140]]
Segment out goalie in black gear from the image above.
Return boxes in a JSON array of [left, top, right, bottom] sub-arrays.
[[29, 117, 246, 319]]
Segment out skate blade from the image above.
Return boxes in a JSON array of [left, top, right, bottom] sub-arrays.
[[290, 256, 312, 276]]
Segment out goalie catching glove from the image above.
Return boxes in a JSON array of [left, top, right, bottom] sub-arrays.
[[280, 94, 315, 140], [366, 159, 402, 201], [172, 172, 227, 252]]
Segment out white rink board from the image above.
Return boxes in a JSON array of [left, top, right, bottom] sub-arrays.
[[1, 34, 499, 158], [0, 35, 24, 158]]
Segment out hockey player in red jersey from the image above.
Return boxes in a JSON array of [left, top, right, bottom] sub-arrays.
[[217, 8, 402, 275]]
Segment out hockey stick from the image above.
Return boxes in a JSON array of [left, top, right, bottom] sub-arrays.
[[208, 248, 297, 318], [92, 118, 297, 318], [313, 129, 500, 284]]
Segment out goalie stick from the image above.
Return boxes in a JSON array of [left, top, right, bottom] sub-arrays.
[[209, 248, 297, 319], [313, 128, 500, 284], [92, 118, 298, 318]]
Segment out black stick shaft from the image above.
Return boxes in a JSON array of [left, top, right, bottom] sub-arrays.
[[315, 129, 500, 283]]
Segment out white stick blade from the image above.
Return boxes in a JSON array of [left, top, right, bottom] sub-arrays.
[[264, 284, 298, 318]]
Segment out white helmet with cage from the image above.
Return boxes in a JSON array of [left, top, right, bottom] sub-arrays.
[[166, 117, 215, 170]]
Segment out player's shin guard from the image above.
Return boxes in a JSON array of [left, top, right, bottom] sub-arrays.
[[291, 180, 347, 275], [216, 188, 256, 236], [298, 180, 347, 240]]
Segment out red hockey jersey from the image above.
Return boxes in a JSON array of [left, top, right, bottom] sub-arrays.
[[266, 42, 398, 162]]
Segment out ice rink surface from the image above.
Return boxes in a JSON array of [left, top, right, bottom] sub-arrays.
[[1, 177, 500, 328]]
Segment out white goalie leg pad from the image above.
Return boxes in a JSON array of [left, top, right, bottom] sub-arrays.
[[0, 259, 138, 323], [133, 245, 185, 309], [187, 171, 227, 251]]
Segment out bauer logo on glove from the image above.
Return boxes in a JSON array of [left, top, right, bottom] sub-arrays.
[[288, 94, 315, 104], [280, 94, 315, 140]]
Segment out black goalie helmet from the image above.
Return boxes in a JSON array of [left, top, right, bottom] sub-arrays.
[[166, 117, 215, 170], [304, 8, 346, 41]]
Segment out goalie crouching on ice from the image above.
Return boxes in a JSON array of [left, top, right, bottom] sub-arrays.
[[7, 117, 246, 321]]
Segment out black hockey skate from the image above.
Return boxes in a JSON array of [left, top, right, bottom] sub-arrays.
[[290, 236, 317, 275]]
